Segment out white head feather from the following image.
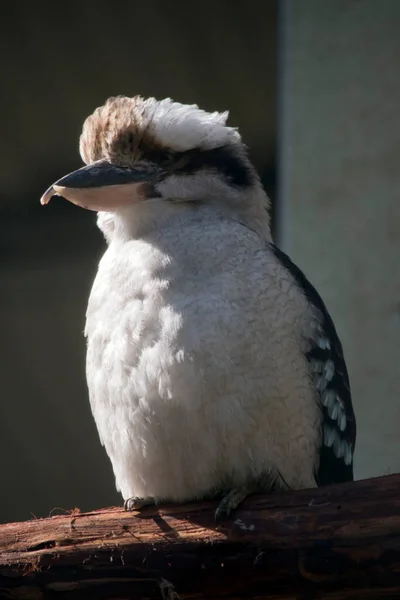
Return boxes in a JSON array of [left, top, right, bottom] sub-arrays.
[[138, 98, 240, 152]]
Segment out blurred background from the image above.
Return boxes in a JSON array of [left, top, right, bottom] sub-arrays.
[[1, 0, 399, 524]]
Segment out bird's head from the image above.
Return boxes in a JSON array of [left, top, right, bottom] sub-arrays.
[[41, 95, 270, 239]]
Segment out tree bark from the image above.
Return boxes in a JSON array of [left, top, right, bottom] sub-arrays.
[[1, 474, 400, 599]]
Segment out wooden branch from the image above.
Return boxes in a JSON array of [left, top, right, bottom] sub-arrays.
[[1, 475, 400, 599]]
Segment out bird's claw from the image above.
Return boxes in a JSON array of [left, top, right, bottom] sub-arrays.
[[124, 496, 154, 511], [214, 487, 250, 521]]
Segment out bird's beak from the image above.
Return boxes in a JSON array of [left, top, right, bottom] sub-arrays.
[[40, 159, 159, 211]]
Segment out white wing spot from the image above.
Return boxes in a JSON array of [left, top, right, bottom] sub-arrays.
[[324, 359, 335, 382], [322, 390, 348, 433], [338, 410, 347, 432], [328, 401, 339, 421], [324, 425, 353, 463], [317, 376, 327, 393], [323, 424, 336, 447], [317, 338, 331, 350], [311, 360, 324, 374], [322, 389, 336, 408]]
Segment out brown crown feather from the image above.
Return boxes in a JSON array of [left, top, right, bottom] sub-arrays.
[[79, 95, 161, 167]]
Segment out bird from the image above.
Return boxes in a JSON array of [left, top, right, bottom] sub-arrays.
[[41, 95, 356, 519]]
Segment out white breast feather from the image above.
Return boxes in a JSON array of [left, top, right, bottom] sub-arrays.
[[85, 214, 322, 502]]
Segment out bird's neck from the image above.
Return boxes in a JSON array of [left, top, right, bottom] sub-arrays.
[[102, 191, 272, 244]]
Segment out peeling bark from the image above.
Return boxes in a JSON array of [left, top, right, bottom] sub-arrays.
[[1, 475, 400, 599]]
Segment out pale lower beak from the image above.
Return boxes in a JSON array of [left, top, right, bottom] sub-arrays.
[[40, 159, 158, 211]]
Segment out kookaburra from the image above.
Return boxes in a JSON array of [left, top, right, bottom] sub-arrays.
[[41, 95, 356, 518]]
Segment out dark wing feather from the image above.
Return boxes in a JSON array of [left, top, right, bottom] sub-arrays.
[[270, 243, 356, 485]]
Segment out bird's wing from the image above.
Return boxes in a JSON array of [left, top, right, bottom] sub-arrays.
[[269, 243, 356, 485]]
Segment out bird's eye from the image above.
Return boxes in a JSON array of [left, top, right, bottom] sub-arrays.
[[149, 149, 191, 171], [159, 151, 176, 166], [171, 152, 193, 172], [131, 162, 149, 172]]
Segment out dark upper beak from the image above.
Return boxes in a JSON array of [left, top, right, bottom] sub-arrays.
[[40, 159, 159, 210]]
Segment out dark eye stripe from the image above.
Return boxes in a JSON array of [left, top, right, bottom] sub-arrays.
[[178, 146, 255, 188], [144, 144, 255, 188]]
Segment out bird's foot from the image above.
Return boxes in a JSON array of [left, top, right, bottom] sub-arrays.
[[215, 487, 250, 521], [124, 496, 155, 511]]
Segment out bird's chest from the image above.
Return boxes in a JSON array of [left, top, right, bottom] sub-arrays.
[[84, 230, 254, 427], [86, 242, 178, 372]]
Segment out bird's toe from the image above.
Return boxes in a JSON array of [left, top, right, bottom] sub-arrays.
[[214, 487, 250, 521], [124, 496, 155, 511]]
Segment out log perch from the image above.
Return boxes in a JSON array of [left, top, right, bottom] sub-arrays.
[[1, 474, 400, 599]]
